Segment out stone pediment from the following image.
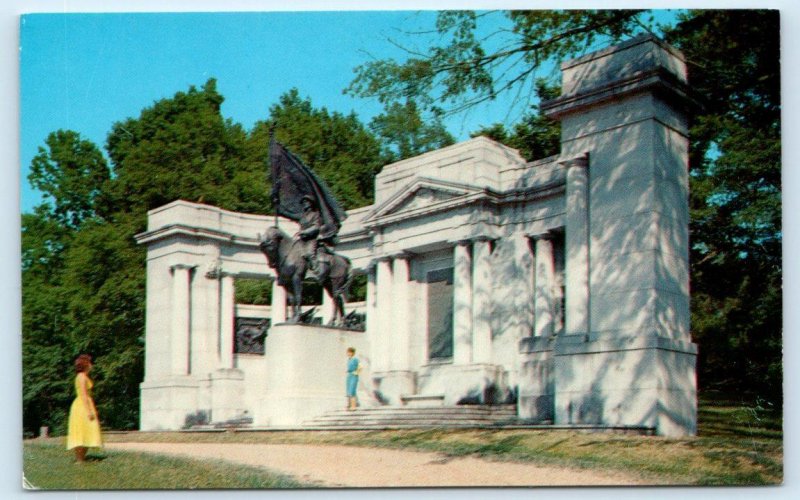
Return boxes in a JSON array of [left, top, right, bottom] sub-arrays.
[[364, 177, 484, 225]]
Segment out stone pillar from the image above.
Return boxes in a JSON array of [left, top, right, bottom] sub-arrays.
[[517, 234, 556, 422], [374, 257, 393, 373], [219, 274, 235, 369], [471, 238, 493, 363], [542, 35, 697, 436], [533, 234, 556, 338], [376, 254, 416, 402], [365, 265, 378, 357], [562, 154, 590, 336], [452, 241, 473, 365], [170, 264, 194, 376], [271, 279, 287, 324], [391, 255, 412, 371], [515, 233, 536, 337]]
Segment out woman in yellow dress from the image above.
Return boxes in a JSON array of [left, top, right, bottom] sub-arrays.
[[66, 354, 102, 463]]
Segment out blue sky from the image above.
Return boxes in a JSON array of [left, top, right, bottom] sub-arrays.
[[19, 10, 529, 213]]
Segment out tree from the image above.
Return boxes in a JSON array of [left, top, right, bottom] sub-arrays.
[[23, 129, 108, 434], [105, 79, 255, 217], [346, 10, 648, 119], [29, 130, 110, 228], [665, 10, 781, 403], [369, 100, 454, 161], [470, 79, 560, 160], [21, 210, 74, 435]]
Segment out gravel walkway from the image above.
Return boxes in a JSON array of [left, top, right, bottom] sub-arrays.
[[106, 442, 643, 487]]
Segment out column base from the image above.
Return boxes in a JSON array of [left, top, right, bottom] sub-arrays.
[[553, 335, 697, 437], [371, 370, 416, 405], [209, 368, 246, 424], [517, 336, 555, 422], [139, 377, 200, 431], [417, 363, 507, 406]]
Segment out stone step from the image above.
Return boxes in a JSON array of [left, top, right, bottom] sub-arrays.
[[323, 405, 516, 415], [305, 419, 512, 428], [314, 409, 517, 419], [303, 404, 521, 429]]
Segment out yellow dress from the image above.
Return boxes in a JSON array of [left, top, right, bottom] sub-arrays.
[[66, 373, 102, 449]]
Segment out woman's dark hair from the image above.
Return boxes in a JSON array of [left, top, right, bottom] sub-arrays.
[[74, 354, 93, 374]]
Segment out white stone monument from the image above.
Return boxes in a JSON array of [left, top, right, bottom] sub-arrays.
[[136, 35, 696, 436]]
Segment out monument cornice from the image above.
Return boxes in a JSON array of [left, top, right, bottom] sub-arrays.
[[541, 67, 697, 120], [363, 181, 565, 230], [135, 224, 261, 247]]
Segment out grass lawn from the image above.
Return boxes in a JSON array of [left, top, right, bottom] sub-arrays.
[[23, 442, 311, 489], [24, 393, 782, 488]]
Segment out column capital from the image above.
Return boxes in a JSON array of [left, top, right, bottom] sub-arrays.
[[559, 153, 590, 169], [388, 251, 415, 261], [449, 238, 476, 248], [204, 259, 232, 279], [471, 234, 496, 243], [170, 263, 197, 274], [528, 229, 560, 241]]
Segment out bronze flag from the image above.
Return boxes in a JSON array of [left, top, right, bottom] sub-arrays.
[[269, 133, 346, 242]]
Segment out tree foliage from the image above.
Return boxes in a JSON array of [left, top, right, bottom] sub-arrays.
[[346, 10, 648, 118], [369, 100, 455, 161], [470, 79, 561, 160], [29, 130, 110, 229], [665, 10, 781, 402]]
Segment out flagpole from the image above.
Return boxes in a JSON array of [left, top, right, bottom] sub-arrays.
[[269, 122, 278, 228]]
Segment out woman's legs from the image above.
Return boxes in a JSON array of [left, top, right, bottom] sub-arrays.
[[74, 446, 87, 463]]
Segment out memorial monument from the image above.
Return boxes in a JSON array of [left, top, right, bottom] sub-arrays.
[[259, 130, 353, 325], [136, 34, 697, 436]]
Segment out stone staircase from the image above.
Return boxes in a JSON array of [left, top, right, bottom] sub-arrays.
[[302, 404, 522, 429]]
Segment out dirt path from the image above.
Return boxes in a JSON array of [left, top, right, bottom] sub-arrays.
[[106, 442, 642, 487]]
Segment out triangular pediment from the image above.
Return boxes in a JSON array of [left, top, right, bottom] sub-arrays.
[[365, 177, 484, 223]]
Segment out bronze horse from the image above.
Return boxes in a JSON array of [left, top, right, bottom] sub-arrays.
[[259, 226, 352, 325]]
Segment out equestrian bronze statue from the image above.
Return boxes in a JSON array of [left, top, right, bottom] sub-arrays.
[[260, 129, 353, 325]]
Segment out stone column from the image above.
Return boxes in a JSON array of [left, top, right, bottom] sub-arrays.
[[533, 234, 556, 338], [271, 279, 287, 324], [515, 233, 536, 337], [391, 254, 412, 371], [563, 154, 590, 336], [219, 274, 235, 369], [471, 238, 493, 363], [365, 265, 378, 358], [517, 234, 556, 422], [170, 264, 194, 376], [452, 241, 473, 365], [375, 254, 417, 402], [374, 257, 394, 373]]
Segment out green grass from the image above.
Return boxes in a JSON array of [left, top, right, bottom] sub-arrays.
[[23, 442, 312, 489], [26, 395, 783, 488]]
